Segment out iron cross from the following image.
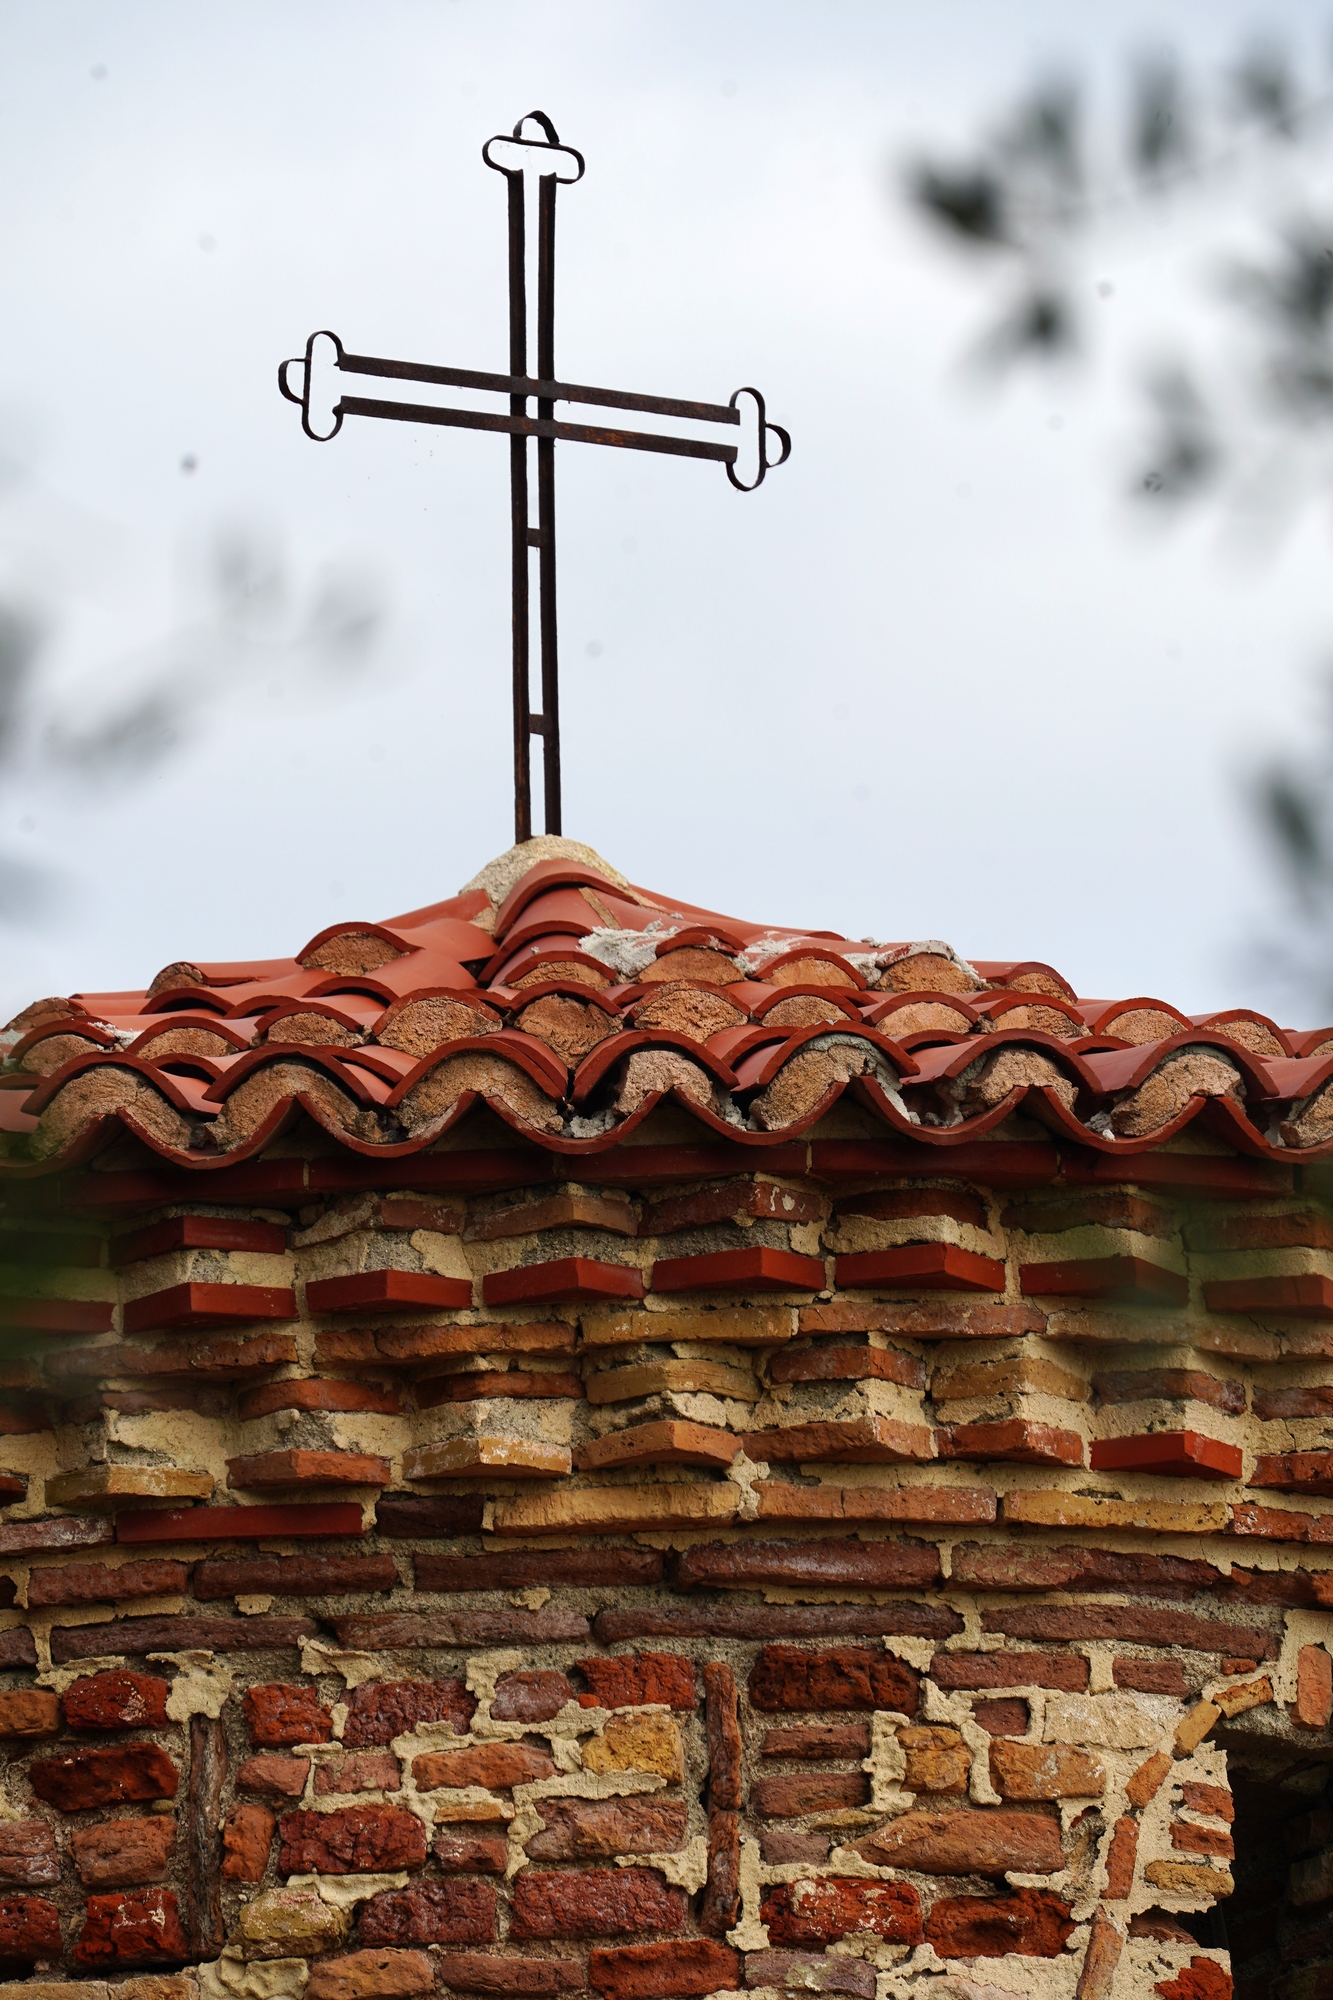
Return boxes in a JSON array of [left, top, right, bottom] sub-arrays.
[[279, 110, 790, 844]]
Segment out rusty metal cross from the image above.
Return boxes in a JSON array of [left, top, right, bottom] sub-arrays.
[[279, 110, 790, 843]]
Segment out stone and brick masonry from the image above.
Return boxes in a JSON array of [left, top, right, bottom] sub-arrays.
[[5, 838, 1333, 2000]]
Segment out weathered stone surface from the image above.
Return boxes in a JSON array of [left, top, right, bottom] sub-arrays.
[[412, 1743, 554, 1790], [490, 1670, 574, 1722], [236, 1755, 309, 1799], [760, 1879, 922, 1947], [582, 1715, 682, 1781], [221, 1805, 275, 1882], [0, 1690, 59, 1739], [576, 1653, 697, 1710], [526, 1798, 689, 1860], [989, 1741, 1105, 1800], [31, 1744, 179, 1811], [982, 1605, 1277, 1657], [748, 1645, 919, 1714], [0, 1821, 59, 1887], [358, 1881, 496, 1946], [74, 1889, 189, 1967], [230, 1886, 349, 1959], [898, 1725, 971, 1793], [315, 1752, 400, 1795], [931, 1651, 1088, 1691], [744, 1953, 876, 1998], [304, 1951, 434, 2000], [1144, 1860, 1232, 1899], [432, 1828, 509, 1874], [193, 1557, 397, 1599], [27, 1560, 187, 1607], [674, 1538, 939, 1591], [342, 1677, 475, 1747], [0, 1895, 63, 1960], [761, 1724, 871, 1760], [511, 1869, 686, 1940], [62, 1671, 169, 1732], [588, 1942, 740, 2000], [857, 1807, 1063, 1878], [752, 1772, 870, 1817], [924, 1889, 1075, 1959], [51, 1619, 317, 1663], [332, 1610, 589, 1648], [437, 1957, 583, 1996], [594, 1604, 959, 1642], [244, 1685, 333, 1748], [276, 1807, 427, 1875], [71, 1816, 176, 1888]]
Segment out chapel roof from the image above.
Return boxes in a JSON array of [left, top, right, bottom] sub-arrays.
[[4, 837, 1331, 1177]]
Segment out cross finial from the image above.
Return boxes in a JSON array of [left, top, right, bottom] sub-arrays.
[[279, 113, 790, 842]]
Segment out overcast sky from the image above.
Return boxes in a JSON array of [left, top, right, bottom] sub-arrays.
[[2, 0, 1333, 1023]]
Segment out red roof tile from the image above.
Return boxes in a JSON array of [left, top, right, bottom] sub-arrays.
[[9, 837, 1333, 1177]]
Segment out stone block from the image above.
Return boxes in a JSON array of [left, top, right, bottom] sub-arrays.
[[510, 1868, 687, 1939], [899, 1725, 971, 1794], [989, 1741, 1105, 1800], [1144, 1860, 1232, 1900], [924, 1888, 1074, 1959], [358, 1881, 496, 1946], [220, 1804, 275, 1882], [230, 1887, 349, 1959], [582, 1715, 682, 1781], [526, 1799, 689, 1861], [748, 1644, 919, 1713], [857, 1807, 1062, 1878], [74, 1889, 188, 1967], [62, 1672, 169, 1732], [244, 1685, 333, 1748], [71, 1816, 176, 1887], [30, 1744, 178, 1811], [759, 1878, 921, 1946], [490, 1483, 736, 1536], [276, 1807, 427, 1875]]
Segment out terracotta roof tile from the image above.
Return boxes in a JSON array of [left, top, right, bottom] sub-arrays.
[[12, 837, 1333, 1176]]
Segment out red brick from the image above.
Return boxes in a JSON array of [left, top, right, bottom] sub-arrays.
[[990, 1742, 1104, 1800], [0, 1629, 35, 1668], [335, 1609, 589, 1650], [53, 1615, 320, 1663], [419, 1370, 583, 1408], [1154, 1959, 1234, 2000], [30, 1743, 178, 1811], [1181, 1782, 1233, 1822], [752, 1773, 870, 1817], [1021, 1255, 1188, 1306], [1171, 1821, 1234, 1858], [27, 1559, 187, 1607], [743, 1955, 874, 1999], [577, 1653, 697, 1711], [939, 1419, 1084, 1467], [483, 1259, 643, 1307], [491, 1671, 575, 1722], [305, 1949, 435, 2000], [645, 1182, 824, 1234], [760, 1878, 922, 1947], [1079, 1908, 1125, 2000], [111, 1215, 286, 1265], [951, 1544, 1219, 1599], [315, 1752, 401, 1795], [741, 1416, 934, 1464], [1204, 1273, 1333, 1317], [222, 1803, 276, 1880], [71, 1815, 176, 1887], [1249, 1453, 1333, 1497], [61, 1671, 169, 1732], [1105, 1817, 1137, 1899], [359, 1880, 496, 1946], [193, 1555, 397, 1599], [799, 1301, 1045, 1341], [769, 1344, 926, 1388], [73, 1887, 188, 1966], [376, 1493, 488, 1539], [0, 1894, 61, 1960], [931, 1651, 1088, 1692], [674, 1539, 939, 1593], [438, 1954, 584, 1994], [759, 1832, 831, 1865], [1187, 1210, 1333, 1253], [238, 1378, 402, 1418], [237, 1754, 310, 1798], [839, 1188, 988, 1229], [1096, 1369, 1244, 1413], [651, 1247, 824, 1294], [527, 1800, 689, 1861], [227, 1449, 391, 1490], [343, 1677, 476, 1746], [760, 1724, 872, 1759], [747, 1645, 919, 1714], [278, 1806, 428, 1875], [700, 1806, 740, 1939], [1297, 1646, 1333, 1728], [305, 1271, 471, 1313], [924, 1888, 1074, 1960], [1126, 1754, 1173, 1810], [835, 1245, 1005, 1293], [412, 1744, 554, 1790], [0, 1821, 58, 1888], [416, 1550, 661, 1589], [432, 1828, 509, 1874], [588, 1941, 740, 1999], [856, 1808, 1063, 1878], [982, 1606, 1276, 1656], [704, 1661, 741, 1811], [123, 1282, 297, 1332], [1090, 1432, 1242, 1480], [1003, 1192, 1173, 1236], [0, 1690, 58, 1739], [115, 1502, 362, 1543], [594, 1605, 958, 1643], [971, 1700, 1029, 1737], [1114, 1660, 1187, 1694], [244, 1683, 333, 1748], [510, 1869, 686, 1940]]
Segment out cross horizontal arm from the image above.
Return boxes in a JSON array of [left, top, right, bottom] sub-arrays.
[[341, 349, 740, 428], [337, 392, 737, 465]]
